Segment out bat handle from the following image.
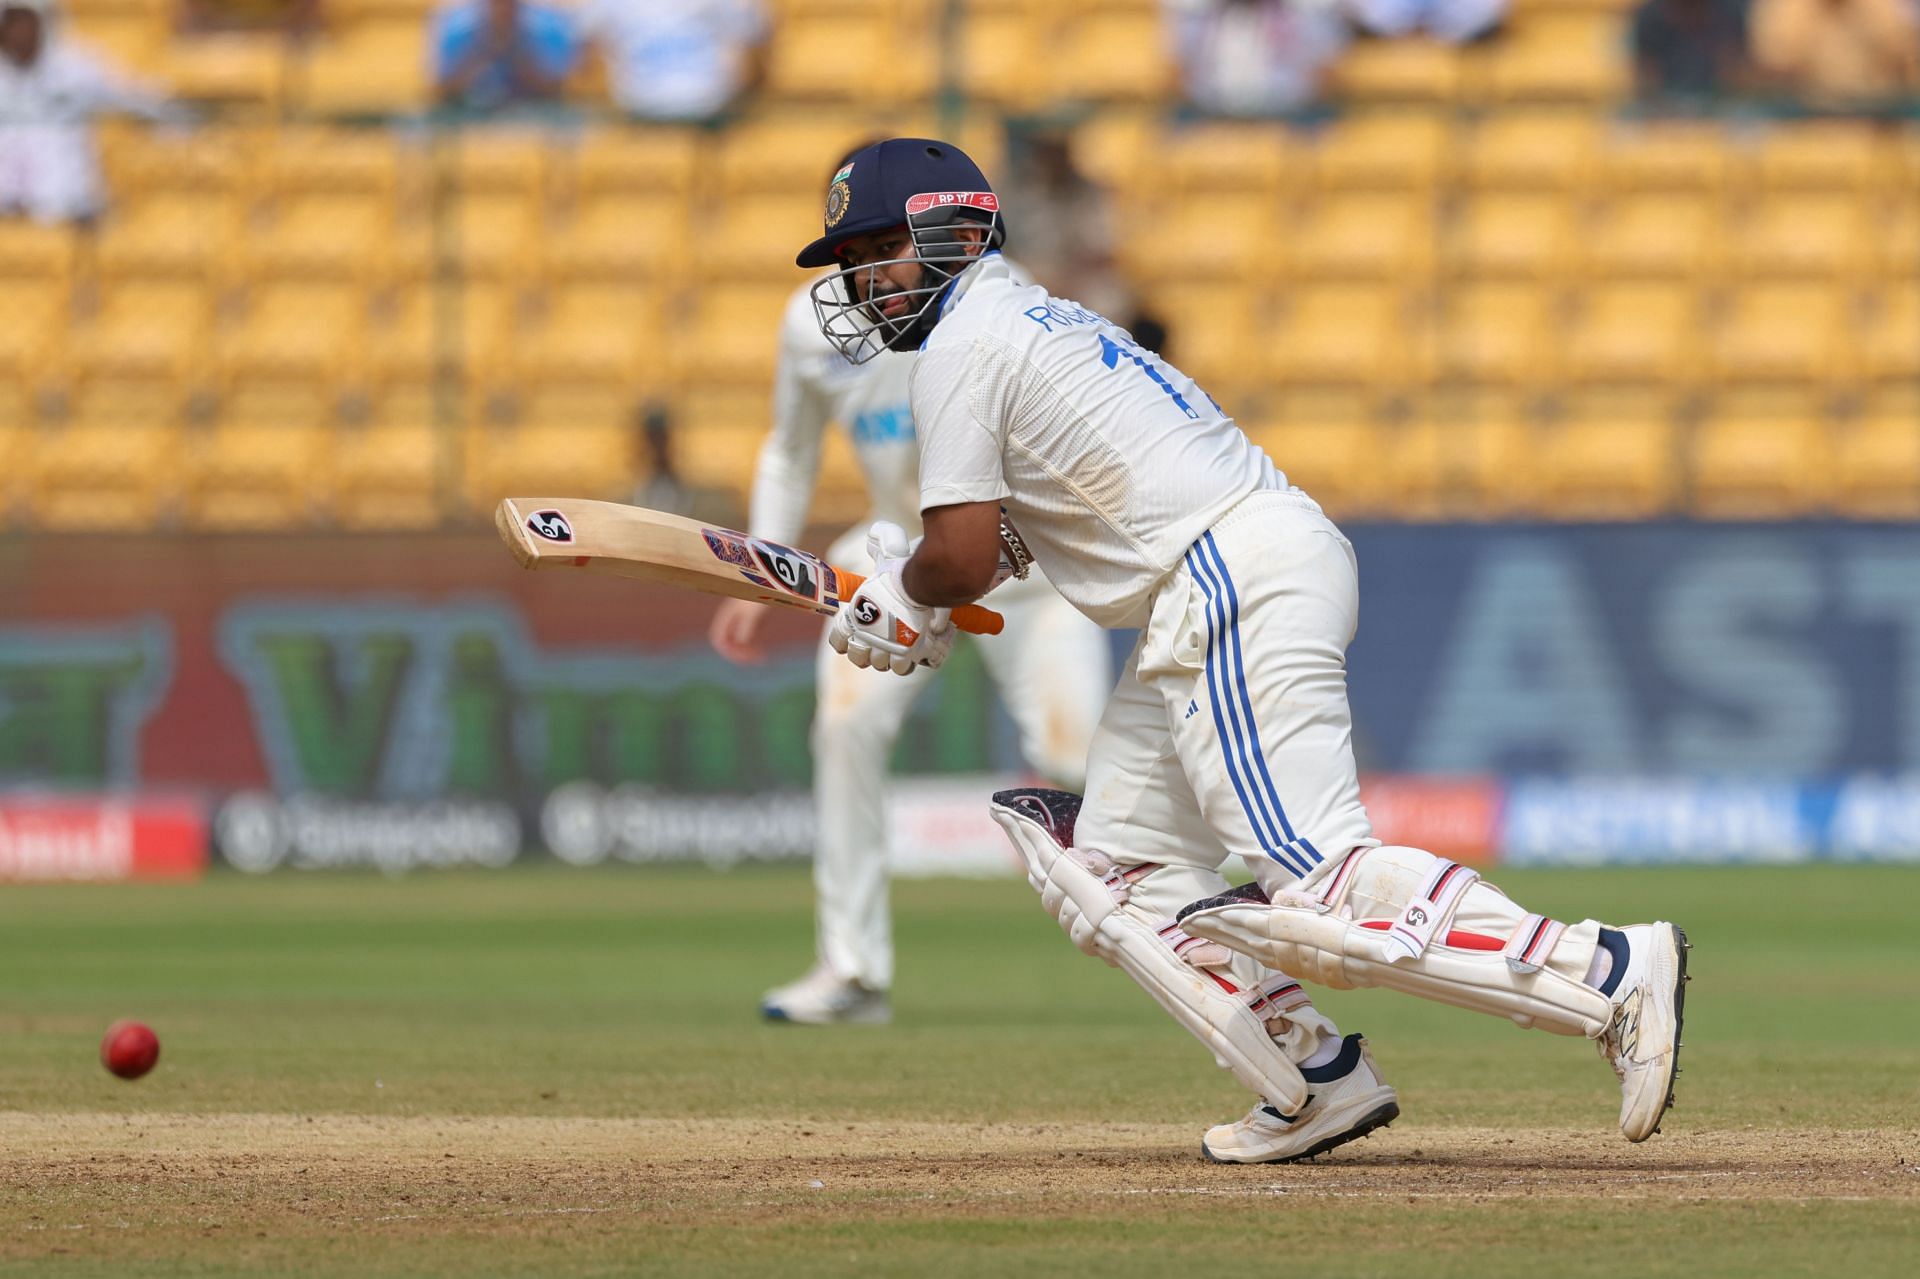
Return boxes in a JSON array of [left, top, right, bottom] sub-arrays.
[[833, 570, 1005, 636]]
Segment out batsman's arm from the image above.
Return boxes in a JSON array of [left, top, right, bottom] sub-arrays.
[[902, 500, 1005, 607]]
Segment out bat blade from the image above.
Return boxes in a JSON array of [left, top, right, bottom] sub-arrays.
[[496, 497, 1005, 636]]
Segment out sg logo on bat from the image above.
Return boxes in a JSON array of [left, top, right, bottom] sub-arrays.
[[526, 510, 574, 544]]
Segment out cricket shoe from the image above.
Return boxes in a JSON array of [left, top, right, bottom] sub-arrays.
[[1598, 922, 1691, 1142], [760, 965, 891, 1025], [1202, 1034, 1400, 1164]]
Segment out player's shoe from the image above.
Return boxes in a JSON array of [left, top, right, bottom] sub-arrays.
[[760, 966, 891, 1025], [1598, 922, 1691, 1142], [1201, 1033, 1400, 1164]]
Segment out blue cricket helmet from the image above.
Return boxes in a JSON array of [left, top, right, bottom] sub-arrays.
[[796, 137, 1007, 268]]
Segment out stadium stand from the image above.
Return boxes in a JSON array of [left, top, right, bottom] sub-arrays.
[[3, 0, 1912, 531]]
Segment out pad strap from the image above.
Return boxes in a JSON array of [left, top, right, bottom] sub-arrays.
[[1502, 913, 1568, 975], [1382, 860, 1478, 963]]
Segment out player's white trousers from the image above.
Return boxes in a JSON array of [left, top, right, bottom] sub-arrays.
[[1077, 489, 1602, 991], [811, 526, 1112, 989]]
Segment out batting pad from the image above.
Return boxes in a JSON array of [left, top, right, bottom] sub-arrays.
[[990, 789, 1310, 1114], [1179, 892, 1612, 1040]]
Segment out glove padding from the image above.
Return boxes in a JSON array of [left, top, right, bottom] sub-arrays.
[[828, 521, 955, 676]]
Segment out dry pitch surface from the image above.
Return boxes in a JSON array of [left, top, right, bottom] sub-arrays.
[[4, 865, 1918, 1276]]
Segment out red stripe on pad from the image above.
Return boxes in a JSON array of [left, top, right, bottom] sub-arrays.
[[1359, 919, 1504, 951]]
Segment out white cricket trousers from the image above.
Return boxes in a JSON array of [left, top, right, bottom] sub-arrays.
[[810, 524, 1113, 990], [1078, 489, 1601, 999]]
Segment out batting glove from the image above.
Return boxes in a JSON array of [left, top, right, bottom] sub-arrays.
[[828, 521, 954, 676]]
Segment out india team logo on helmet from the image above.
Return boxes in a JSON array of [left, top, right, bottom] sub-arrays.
[[824, 161, 854, 228]]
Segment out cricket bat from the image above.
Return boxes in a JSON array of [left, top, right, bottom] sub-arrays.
[[495, 497, 1005, 636]]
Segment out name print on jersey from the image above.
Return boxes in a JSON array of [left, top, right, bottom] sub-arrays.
[[1022, 300, 1105, 332]]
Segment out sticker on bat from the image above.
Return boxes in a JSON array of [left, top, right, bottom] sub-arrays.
[[526, 509, 574, 544], [702, 528, 756, 569], [748, 539, 822, 602]]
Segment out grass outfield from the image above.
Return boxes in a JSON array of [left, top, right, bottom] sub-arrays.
[[1, 862, 1916, 1277]]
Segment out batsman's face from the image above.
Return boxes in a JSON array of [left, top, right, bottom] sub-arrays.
[[836, 228, 924, 324]]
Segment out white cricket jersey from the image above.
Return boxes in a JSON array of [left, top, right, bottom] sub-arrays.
[[911, 254, 1289, 628], [747, 283, 922, 546]]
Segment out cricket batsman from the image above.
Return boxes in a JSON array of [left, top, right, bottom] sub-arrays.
[[793, 137, 1691, 1162], [710, 153, 1112, 1026]]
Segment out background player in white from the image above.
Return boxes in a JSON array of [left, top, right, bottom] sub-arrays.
[[794, 137, 1691, 1162], [710, 151, 1112, 1026]]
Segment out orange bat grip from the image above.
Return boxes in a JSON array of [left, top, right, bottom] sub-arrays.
[[833, 570, 1005, 636]]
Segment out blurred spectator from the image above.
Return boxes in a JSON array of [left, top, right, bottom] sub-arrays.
[[632, 400, 736, 523], [1163, 0, 1349, 116], [1346, 0, 1508, 42], [0, 0, 175, 224], [579, 0, 769, 121], [1751, 0, 1920, 106], [432, 0, 580, 112], [1631, 0, 1756, 100], [178, 1, 320, 36]]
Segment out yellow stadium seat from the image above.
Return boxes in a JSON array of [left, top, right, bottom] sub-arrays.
[[243, 192, 393, 283], [104, 123, 254, 199], [765, 12, 893, 103], [465, 421, 634, 511], [1433, 283, 1558, 388], [669, 387, 775, 498], [546, 193, 689, 283], [716, 117, 887, 194], [62, 14, 165, 76], [676, 283, 795, 386], [219, 282, 368, 389], [1582, 192, 1720, 282], [1312, 113, 1452, 190], [1459, 112, 1600, 191], [1880, 206, 1920, 278], [301, 21, 431, 113], [1416, 392, 1536, 517], [1142, 284, 1266, 406], [1862, 289, 1920, 382], [1726, 195, 1869, 281], [1267, 285, 1421, 389], [1163, 123, 1299, 197], [1054, 9, 1176, 101], [366, 284, 518, 388], [333, 422, 445, 529], [0, 221, 79, 280], [165, 34, 287, 107], [512, 285, 668, 395], [439, 192, 546, 282], [709, 192, 820, 281], [259, 127, 403, 201], [1121, 191, 1280, 283], [1478, 14, 1630, 103], [570, 127, 702, 199], [1253, 401, 1389, 518], [184, 424, 330, 530], [94, 191, 242, 281], [1287, 194, 1436, 281], [1328, 38, 1465, 105], [1443, 194, 1576, 280], [957, 9, 1053, 110], [1710, 284, 1854, 387], [1562, 283, 1700, 388], [1595, 124, 1732, 195], [1832, 405, 1920, 517], [0, 423, 24, 522], [1689, 393, 1834, 517], [27, 423, 184, 531], [447, 132, 551, 196], [1751, 121, 1882, 194], [69, 282, 212, 384], [0, 280, 66, 382], [1534, 409, 1679, 520]]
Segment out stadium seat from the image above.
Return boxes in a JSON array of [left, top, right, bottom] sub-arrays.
[[332, 421, 445, 530], [259, 127, 403, 202], [675, 283, 796, 386], [104, 123, 254, 201], [1863, 289, 1920, 383], [1121, 191, 1280, 283], [765, 10, 911, 104], [1419, 392, 1537, 517], [1288, 194, 1436, 281], [1533, 407, 1679, 520], [1433, 283, 1558, 388], [183, 424, 330, 530], [1069, 110, 1160, 199], [1328, 38, 1464, 105], [1443, 194, 1576, 280], [1141, 284, 1267, 407], [956, 7, 1053, 110], [0, 280, 67, 382], [68, 282, 212, 385], [1595, 123, 1732, 196], [1879, 205, 1920, 278], [511, 284, 669, 395], [1561, 283, 1701, 388], [1689, 392, 1834, 517], [26, 423, 184, 531], [1832, 402, 1920, 518], [0, 422, 24, 523], [1751, 121, 1882, 195], [546, 194, 689, 282], [1162, 123, 1299, 198], [1477, 13, 1630, 103], [1252, 398, 1389, 517], [1459, 112, 1600, 191], [1053, 8, 1177, 101], [243, 192, 394, 283], [1581, 192, 1720, 282], [0, 221, 78, 281], [301, 21, 431, 113], [1726, 195, 1869, 281], [1312, 113, 1453, 190], [716, 117, 887, 195], [570, 127, 702, 200], [448, 132, 551, 196], [465, 420, 634, 511], [218, 282, 368, 390], [59, 12, 164, 75], [93, 191, 242, 282], [1709, 284, 1855, 387], [438, 192, 546, 282], [164, 33, 287, 107], [1266, 285, 1422, 389], [709, 192, 821, 281], [365, 284, 518, 389], [670, 387, 775, 498]]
